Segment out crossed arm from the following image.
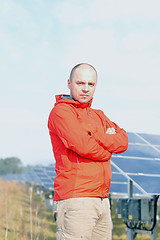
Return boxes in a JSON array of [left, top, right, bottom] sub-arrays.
[[48, 104, 128, 161]]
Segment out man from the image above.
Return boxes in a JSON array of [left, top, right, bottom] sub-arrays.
[[48, 63, 128, 240]]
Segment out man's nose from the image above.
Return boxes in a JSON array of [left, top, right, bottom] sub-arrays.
[[82, 84, 89, 92]]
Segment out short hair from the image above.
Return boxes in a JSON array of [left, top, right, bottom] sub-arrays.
[[69, 63, 97, 82]]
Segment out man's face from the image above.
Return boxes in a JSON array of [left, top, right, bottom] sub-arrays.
[[68, 66, 97, 104]]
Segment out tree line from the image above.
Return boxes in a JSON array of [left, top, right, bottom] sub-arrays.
[[0, 157, 47, 176], [0, 157, 23, 175]]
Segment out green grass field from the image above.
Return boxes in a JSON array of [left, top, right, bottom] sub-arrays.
[[0, 179, 159, 240]]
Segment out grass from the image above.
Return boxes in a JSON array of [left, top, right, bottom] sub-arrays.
[[0, 179, 56, 240], [0, 179, 159, 240]]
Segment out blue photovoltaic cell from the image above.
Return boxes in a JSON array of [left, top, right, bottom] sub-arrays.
[[43, 182, 54, 189], [42, 179, 52, 184], [46, 171, 57, 177], [121, 144, 160, 158], [112, 157, 160, 175], [33, 169, 44, 173], [110, 183, 128, 194], [127, 132, 145, 144], [36, 173, 48, 178], [42, 166, 55, 171], [139, 133, 160, 146], [22, 173, 34, 182], [128, 175, 160, 194], [38, 177, 50, 182], [110, 183, 142, 194], [49, 177, 55, 181], [111, 173, 128, 182], [111, 164, 119, 173]]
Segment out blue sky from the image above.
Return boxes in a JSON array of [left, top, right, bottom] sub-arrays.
[[0, 0, 160, 165]]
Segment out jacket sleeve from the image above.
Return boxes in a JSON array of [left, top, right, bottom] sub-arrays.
[[94, 113, 128, 154], [48, 104, 112, 161]]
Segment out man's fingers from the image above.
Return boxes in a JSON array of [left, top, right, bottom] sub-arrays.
[[106, 127, 116, 134]]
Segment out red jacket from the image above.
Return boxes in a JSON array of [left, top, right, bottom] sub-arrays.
[[48, 95, 128, 200]]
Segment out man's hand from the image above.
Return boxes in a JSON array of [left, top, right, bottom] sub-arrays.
[[106, 127, 116, 135]]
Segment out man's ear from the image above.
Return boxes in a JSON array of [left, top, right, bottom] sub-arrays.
[[68, 79, 71, 90]]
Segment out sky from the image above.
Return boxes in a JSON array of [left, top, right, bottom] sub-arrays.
[[0, 0, 160, 166]]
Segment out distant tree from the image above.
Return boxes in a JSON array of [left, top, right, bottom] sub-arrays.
[[0, 157, 23, 175]]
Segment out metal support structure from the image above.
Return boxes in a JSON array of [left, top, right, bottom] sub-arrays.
[[151, 195, 158, 240], [151, 224, 158, 240], [126, 180, 159, 240], [111, 159, 159, 240], [127, 180, 134, 240], [128, 179, 133, 198]]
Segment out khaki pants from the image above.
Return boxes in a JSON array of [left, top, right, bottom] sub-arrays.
[[53, 197, 112, 240]]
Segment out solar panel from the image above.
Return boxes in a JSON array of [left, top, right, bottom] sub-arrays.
[[110, 132, 160, 196]]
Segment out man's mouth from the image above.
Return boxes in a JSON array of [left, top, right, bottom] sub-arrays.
[[80, 95, 89, 97]]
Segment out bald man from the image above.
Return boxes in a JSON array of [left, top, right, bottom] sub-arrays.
[[48, 63, 128, 240]]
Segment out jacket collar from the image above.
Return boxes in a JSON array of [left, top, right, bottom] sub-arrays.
[[55, 94, 92, 108]]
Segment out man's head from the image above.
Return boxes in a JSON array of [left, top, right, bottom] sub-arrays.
[[68, 63, 97, 104]]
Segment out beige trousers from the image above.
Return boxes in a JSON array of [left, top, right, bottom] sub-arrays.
[[53, 197, 112, 240]]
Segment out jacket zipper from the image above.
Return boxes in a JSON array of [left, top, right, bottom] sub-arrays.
[[102, 162, 106, 197], [86, 107, 106, 197]]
